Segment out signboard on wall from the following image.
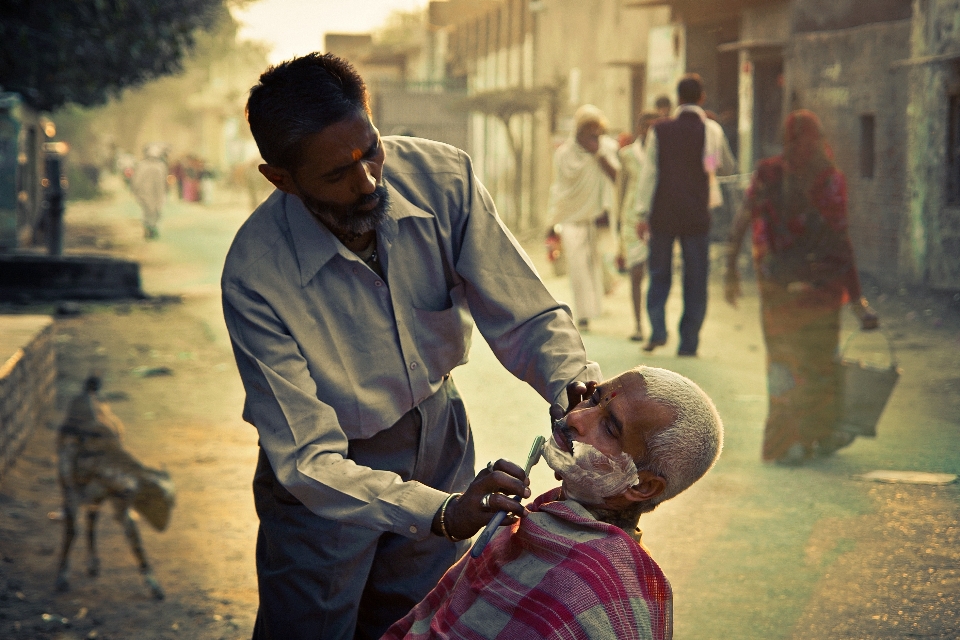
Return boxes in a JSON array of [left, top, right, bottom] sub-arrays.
[[645, 24, 686, 111]]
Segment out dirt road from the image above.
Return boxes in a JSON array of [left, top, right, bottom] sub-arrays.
[[1, 177, 959, 639], [1, 180, 261, 639]]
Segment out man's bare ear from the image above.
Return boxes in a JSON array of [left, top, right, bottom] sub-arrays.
[[259, 164, 298, 195], [622, 470, 666, 503]]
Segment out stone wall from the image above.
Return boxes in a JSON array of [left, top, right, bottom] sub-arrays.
[[0, 316, 56, 482], [787, 19, 912, 285], [904, 0, 960, 290]]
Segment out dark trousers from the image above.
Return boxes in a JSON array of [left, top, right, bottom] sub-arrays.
[[251, 377, 475, 640], [646, 232, 710, 354]]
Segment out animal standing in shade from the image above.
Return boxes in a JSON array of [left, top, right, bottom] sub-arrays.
[[55, 375, 175, 600]]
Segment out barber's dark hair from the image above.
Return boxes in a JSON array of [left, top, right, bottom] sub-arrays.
[[246, 53, 370, 171], [677, 73, 704, 105]]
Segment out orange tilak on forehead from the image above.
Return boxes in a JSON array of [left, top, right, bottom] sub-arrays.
[[351, 148, 363, 162], [598, 378, 625, 409]]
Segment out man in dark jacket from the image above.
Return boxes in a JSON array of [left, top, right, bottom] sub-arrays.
[[635, 74, 735, 356]]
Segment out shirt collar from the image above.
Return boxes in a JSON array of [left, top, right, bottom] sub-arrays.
[[285, 177, 434, 288], [674, 103, 707, 123]]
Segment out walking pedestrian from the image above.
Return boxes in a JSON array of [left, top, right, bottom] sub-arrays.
[[636, 73, 736, 356], [130, 143, 168, 239], [616, 111, 659, 341], [547, 104, 620, 331], [724, 109, 879, 465]]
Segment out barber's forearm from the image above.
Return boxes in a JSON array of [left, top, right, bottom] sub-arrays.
[[479, 302, 602, 404], [258, 423, 448, 539]]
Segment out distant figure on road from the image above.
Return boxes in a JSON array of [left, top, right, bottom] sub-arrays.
[[383, 365, 723, 640], [617, 111, 659, 342], [221, 52, 600, 639], [636, 73, 736, 356], [547, 104, 620, 331], [131, 143, 168, 239], [725, 109, 879, 465], [654, 95, 672, 118]]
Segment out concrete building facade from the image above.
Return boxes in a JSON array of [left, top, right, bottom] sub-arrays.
[[341, 0, 958, 290], [438, 0, 671, 233], [649, 0, 960, 290], [325, 21, 471, 165]]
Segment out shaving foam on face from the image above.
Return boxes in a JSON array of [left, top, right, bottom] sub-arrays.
[[542, 434, 639, 505]]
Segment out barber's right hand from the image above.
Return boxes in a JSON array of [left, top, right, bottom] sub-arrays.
[[434, 459, 531, 541], [562, 380, 597, 415]]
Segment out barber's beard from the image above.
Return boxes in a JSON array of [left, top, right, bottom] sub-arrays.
[[543, 418, 639, 506], [299, 184, 390, 242]]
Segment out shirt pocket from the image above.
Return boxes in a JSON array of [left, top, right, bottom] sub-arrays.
[[411, 282, 473, 376]]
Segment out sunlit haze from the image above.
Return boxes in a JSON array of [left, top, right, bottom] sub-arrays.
[[232, 0, 428, 64]]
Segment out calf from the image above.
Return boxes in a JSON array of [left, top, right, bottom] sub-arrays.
[[55, 375, 175, 600]]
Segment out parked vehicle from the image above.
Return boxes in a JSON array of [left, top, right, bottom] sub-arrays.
[[0, 92, 67, 253]]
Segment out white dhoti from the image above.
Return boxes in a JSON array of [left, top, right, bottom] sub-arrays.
[[547, 124, 620, 325], [561, 221, 604, 322]]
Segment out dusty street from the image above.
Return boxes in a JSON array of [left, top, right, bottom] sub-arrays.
[[1, 177, 959, 639]]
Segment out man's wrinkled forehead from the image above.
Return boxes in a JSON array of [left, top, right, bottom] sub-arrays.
[[597, 370, 646, 410]]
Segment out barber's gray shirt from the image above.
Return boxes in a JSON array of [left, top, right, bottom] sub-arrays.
[[222, 136, 600, 540]]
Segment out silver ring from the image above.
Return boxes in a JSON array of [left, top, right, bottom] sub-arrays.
[[481, 493, 492, 509], [486, 461, 495, 473]]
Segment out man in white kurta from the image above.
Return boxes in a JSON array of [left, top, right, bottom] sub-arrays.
[[547, 105, 620, 330]]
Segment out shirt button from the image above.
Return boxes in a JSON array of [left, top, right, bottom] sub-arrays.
[[352, 267, 359, 275], [374, 280, 383, 287], [409, 525, 418, 534], [409, 362, 418, 370]]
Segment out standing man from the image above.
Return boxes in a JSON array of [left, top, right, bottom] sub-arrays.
[[547, 105, 620, 331], [221, 53, 601, 640], [636, 74, 735, 356], [130, 143, 168, 239], [616, 111, 659, 342]]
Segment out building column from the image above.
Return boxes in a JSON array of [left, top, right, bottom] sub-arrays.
[[737, 49, 755, 176]]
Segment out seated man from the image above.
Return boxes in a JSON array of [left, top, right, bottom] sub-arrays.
[[382, 365, 723, 640]]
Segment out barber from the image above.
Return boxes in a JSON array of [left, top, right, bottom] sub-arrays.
[[221, 53, 601, 640]]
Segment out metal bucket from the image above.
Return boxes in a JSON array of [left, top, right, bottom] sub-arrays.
[[836, 330, 901, 437]]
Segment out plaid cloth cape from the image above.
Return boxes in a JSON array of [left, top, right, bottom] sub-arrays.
[[382, 489, 672, 639]]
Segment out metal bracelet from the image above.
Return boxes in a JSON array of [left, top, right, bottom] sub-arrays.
[[439, 492, 464, 542]]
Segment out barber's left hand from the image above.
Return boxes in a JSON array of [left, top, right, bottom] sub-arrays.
[[434, 459, 531, 541]]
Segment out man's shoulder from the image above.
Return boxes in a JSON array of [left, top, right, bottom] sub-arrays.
[[705, 117, 726, 137], [221, 190, 289, 285], [528, 495, 635, 552], [382, 136, 465, 180], [656, 111, 703, 132], [382, 137, 474, 215], [527, 495, 660, 567], [516, 500, 671, 632]]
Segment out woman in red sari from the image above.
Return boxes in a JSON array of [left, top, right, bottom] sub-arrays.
[[725, 110, 878, 465]]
